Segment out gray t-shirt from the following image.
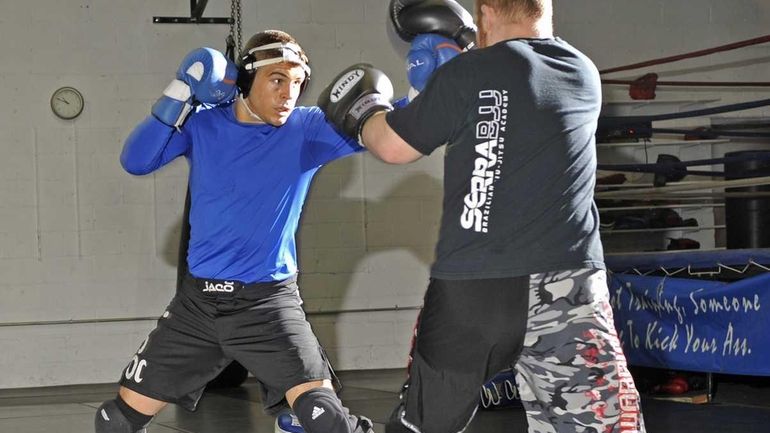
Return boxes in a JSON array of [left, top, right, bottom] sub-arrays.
[[386, 37, 605, 279]]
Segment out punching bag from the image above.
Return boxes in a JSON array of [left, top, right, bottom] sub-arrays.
[[725, 150, 770, 248]]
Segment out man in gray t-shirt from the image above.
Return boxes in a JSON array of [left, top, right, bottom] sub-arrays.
[[318, 1, 646, 432]]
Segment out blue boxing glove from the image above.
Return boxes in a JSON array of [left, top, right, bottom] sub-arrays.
[[392, 34, 462, 108], [406, 33, 461, 100], [152, 47, 238, 128]]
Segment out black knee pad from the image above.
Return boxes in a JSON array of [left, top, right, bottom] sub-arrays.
[[385, 403, 415, 433], [293, 387, 362, 433], [350, 414, 375, 433], [95, 400, 149, 433]]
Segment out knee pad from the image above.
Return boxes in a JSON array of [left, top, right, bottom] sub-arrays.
[[95, 400, 149, 433], [292, 387, 355, 433], [350, 414, 375, 433], [275, 410, 304, 433], [385, 403, 417, 433]]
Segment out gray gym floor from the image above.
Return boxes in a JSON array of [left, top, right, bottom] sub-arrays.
[[2, 369, 770, 433]]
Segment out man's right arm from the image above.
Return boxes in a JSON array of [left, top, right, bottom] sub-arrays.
[[120, 117, 189, 175], [316, 60, 468, 165], [121, 47, 238, 175], [360, 112, 423, 164], [316, 63, 424, 165]]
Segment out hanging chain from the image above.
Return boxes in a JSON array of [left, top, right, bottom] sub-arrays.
[[228, 0, 242, 57]]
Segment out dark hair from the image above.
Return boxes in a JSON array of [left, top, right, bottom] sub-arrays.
[[236, 30, 310, 96]]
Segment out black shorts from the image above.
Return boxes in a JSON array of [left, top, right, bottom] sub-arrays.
[[119, 273, 336, 413], [395, 276, 529, 433]]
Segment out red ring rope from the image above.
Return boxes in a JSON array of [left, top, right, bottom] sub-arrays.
[[603, 79, 770, 87], [599, 34, 770, 75]]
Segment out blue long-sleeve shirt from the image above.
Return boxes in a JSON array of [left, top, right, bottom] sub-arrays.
[[121, 103, 362, 283]]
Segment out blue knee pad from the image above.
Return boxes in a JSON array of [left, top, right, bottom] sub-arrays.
[[95, 400, 149, 433], [275, 410, 304, 433]]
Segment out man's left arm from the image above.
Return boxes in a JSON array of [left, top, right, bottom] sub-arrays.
[[303, 107, 366, 167]]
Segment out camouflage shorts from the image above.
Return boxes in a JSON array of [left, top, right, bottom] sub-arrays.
[[388, 269, 645, 433], [515, 268, 646, 433]]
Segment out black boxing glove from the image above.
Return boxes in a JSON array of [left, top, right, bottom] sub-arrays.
[[317, 63, 394, 141], [389, 0, 477, 51]]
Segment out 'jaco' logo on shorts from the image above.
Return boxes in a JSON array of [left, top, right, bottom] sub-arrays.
[[203, 281, 235, 292]]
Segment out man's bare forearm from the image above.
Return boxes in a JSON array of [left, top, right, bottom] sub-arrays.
[[360, 111, 423, 164]]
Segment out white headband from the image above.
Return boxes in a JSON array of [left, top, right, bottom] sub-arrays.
[[243, 42, 311, 76]]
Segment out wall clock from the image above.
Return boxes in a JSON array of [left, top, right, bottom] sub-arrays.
[[50, 86, 84, 120]]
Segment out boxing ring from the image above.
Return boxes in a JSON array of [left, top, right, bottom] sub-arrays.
[[606, 249, 770, 376], [479, 250, 770, 409], [595, 34, 770, 376]]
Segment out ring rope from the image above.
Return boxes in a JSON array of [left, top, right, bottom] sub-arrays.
[[599, 34, 770, 75]]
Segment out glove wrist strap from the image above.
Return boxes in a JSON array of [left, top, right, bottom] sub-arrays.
[[162, 79, 192, 101]]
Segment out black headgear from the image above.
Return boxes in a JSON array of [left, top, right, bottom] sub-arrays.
[[237, 40, 311, 96]]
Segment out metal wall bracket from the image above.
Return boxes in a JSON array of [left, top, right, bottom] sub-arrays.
[[153, 0, 232, 24]]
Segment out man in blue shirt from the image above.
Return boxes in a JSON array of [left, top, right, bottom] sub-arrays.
[[94, 30, 373, 433]]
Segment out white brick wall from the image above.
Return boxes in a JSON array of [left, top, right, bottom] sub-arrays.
[[0, 0, 768, 388]]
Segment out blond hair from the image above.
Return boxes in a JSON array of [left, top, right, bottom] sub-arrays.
[[475, 0, 551, 23]]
